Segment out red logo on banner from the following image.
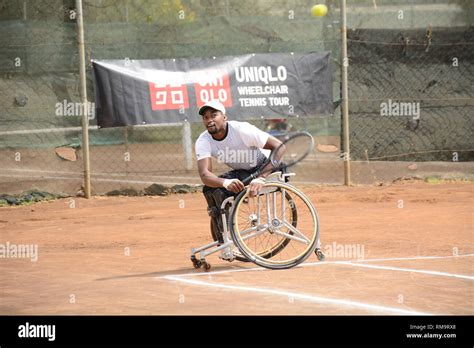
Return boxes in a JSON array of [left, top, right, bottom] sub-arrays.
[[194, 71, 232, 108], [149, 83, 189, 110]]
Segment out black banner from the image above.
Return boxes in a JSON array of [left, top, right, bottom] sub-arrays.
[[0, 316, 472, 346], [92, 52, 333, 128]]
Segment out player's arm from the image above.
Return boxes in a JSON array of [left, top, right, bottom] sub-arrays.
[[259, 135, 283, 178], [197, 157, 244, 193], [247, 135, 283, 197]]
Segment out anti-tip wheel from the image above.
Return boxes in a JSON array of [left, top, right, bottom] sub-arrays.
[[191, 256, 202, 269], [315, 248, 325, 261], [202, 261, 211, 272], [193, 261, 202, 269]]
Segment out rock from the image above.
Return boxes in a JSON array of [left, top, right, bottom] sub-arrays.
[[14, 94, 28, 107], [317, 144, 338, 153], [144, 184, 170, 196], [30, 191, 46, 201], [0, 190, 62, 206], [408, 163, 417, 170], [393, 176, 424, 184], [106, 190, 122, 196], [106, 188, 140, 196], [35, 191, 55, 200], [32, 190, 52, 198], [171, 184, 192, 194], [55, 147, 77, 161], [21, 194, 34, 203], [406, 118, 420, 131], [120, 188, 140, 196], [20, 190, 41, 198], [5, 196, 18, 205]]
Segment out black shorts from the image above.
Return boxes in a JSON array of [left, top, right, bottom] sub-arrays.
[[202, 160, 288, 197]]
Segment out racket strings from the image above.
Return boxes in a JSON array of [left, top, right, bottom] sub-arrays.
[[272, 136, 313, 167]]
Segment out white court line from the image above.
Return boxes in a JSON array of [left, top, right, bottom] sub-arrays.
[[0, 169, 195, 180], [0, 169, 325, 185], [338, 262, 474, 281], [331, 253, 474, 264], [163, 260, 343, 278], [0, 174, 82, 181], [165, 253, 474, 278], [0, 172, 315, 186], [159, 254, 474, 315], [1, 168, 194, 178], [169, 266, 267, 278], [162, 275, 431, 316], [2, 168, 82, 175], [301, 253, 474, 268], [0, 173, 197, 186]]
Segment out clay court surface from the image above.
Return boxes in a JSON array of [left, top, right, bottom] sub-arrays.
[[0, 181, 472, 315]]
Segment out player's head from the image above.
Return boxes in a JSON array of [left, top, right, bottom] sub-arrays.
[[198, 100, 227, 135]]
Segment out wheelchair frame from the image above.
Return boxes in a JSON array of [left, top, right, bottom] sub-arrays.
[[190, 171, 319, 271]]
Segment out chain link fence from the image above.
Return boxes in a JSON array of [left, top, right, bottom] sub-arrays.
[[80, 0, 342, 194], [0, 0, 472, 199], [0, 0, 85, 197], [346, 0, 474, 162]]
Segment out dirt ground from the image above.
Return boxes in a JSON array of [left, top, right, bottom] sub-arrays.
[[0, 181, 472, 315]]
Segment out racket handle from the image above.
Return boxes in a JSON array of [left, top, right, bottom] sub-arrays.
[[242, 171, 259, 186]]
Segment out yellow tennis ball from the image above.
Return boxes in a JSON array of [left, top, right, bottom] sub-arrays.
[[311, 4, 328, 17]]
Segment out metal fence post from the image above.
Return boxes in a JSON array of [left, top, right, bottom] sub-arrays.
[[76, 0, 91, 198], [183, 121, 193, 171], [341, 0, 351, 185]]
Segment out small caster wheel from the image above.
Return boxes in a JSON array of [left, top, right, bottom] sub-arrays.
[[202, 261, 211, 272], [193, 261, 202, 269], [315, 248, 325, 261], [191, 256, 201, 269]]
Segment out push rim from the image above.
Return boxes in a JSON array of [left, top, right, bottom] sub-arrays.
[[230, 182, 319, 267]]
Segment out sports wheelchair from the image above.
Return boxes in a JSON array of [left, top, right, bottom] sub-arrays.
[[190, 171, 321, 271]]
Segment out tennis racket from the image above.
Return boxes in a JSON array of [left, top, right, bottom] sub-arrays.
[[242, 131, 315, 185]]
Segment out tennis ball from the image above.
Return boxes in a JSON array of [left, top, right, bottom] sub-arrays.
[[311, 4, 328, 17]]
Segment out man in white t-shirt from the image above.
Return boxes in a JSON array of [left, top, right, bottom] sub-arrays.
[[195, 99, 284, 245], [195, 100, 325, 261]]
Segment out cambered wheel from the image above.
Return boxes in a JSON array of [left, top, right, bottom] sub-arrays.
[[231, 189, 297, 262], [230, 182, 319, 270]]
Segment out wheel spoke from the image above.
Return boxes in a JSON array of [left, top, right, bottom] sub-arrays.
[[239, 226, 258, 236], [231, 183, 318, 268], [283, 222, 311, 243], [272, 229, 309, 245], [241, 228, 267, 242]]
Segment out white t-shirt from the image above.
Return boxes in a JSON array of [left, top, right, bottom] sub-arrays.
[[195, 121, 270, 170]]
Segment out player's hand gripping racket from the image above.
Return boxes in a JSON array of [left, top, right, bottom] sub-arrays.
[[242, 131, 315, 185]]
